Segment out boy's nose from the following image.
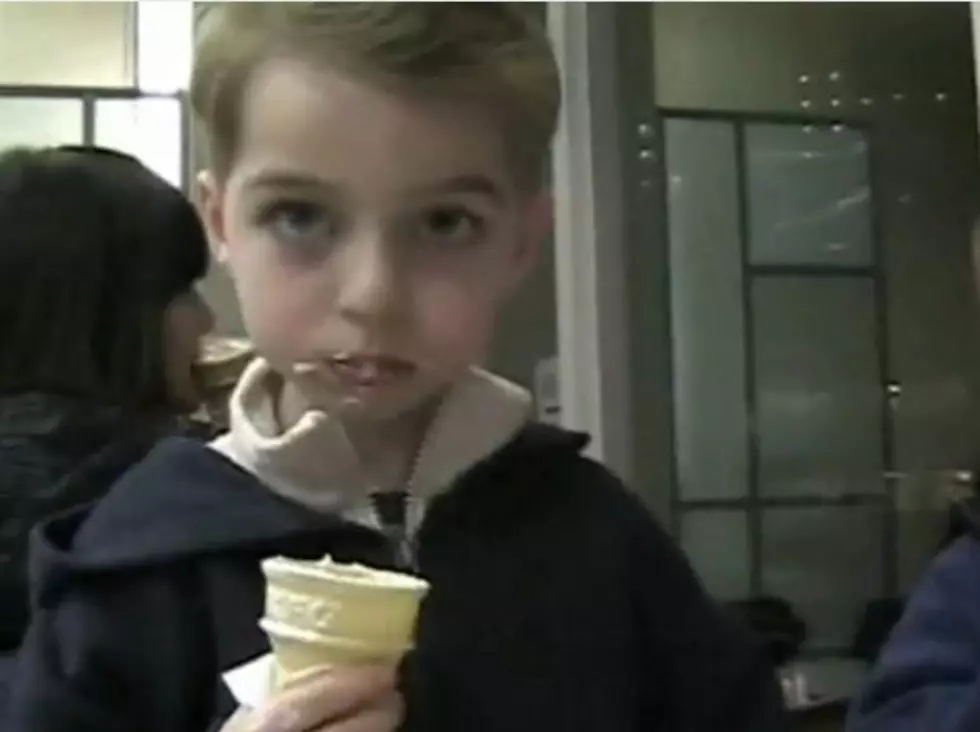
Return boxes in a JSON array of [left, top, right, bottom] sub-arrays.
[[335, 236, 404, 324]]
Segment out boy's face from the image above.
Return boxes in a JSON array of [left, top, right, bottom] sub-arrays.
[[199, 59, 550, 421]]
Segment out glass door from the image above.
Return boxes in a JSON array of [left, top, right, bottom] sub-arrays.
[[667, 114, 893, 654]]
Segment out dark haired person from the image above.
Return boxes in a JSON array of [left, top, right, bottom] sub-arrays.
[[0, 145, 213, 661]]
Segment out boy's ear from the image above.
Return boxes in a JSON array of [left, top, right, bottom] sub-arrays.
[[195, 170, 229, 265], [506, 190, 553, 292]]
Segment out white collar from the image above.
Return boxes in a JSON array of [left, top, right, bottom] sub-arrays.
[[210, 358, 532, 518]]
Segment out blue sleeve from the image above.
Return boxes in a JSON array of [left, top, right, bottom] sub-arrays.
[[848, 537, 980, 732]]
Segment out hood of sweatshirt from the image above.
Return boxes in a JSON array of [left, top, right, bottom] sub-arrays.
[[209, 359, 534, 531]]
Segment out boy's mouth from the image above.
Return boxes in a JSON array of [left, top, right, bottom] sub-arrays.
[[294, 354, 416, 388]]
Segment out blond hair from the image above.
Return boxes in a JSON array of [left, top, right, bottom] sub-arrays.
[[191, 2, 560, 184]]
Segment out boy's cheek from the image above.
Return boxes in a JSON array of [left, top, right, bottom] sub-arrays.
[[417, 293, 498, 365], [234, 283, 312, 358]]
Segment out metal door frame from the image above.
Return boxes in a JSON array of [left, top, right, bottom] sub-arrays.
[[662, 109, 896, 653]]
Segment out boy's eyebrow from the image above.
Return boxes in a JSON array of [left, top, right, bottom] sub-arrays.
[[240, 170, 502, 202], [240, 170, 333, 192], [416, 175, 503, 202]]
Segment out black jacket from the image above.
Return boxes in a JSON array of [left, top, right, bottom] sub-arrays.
[[4, 424, 788, 732], [0, 393, 163, 651]]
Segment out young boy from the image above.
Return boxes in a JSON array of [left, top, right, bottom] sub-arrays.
[[3, 5, 787, 731]]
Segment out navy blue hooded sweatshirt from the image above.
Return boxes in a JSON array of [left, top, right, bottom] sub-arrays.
[[848, 496, 980, 731], [3, 424, 787, 732]]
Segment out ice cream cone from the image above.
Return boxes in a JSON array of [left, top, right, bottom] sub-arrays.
[[260, 555, 430, 688]]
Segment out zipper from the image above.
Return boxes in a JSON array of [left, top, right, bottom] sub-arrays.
[[370, 490, 416, 571], [364, 405, 436, 573]]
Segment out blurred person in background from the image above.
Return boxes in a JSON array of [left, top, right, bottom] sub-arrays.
[[0, 145, 213, 664], [190, 335, 254, 437], [847, 222, 980, 732]]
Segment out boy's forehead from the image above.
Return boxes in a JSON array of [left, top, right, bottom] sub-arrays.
[[230, 58, 513, 196]]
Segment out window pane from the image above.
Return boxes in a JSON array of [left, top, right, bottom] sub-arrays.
[[753, 276, 885, 499], [896, 471, 961, 592], [681, 509, 751, 600], [0, 2, 132, 88], [746, 124, 874, 267], [95, 98, 183, 189], [761, 505, 885, 652], [665, 118, 750, 501], [0, 98, 84, 149]]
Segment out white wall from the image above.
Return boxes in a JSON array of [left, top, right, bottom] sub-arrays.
[[0, 2, 133, 88]]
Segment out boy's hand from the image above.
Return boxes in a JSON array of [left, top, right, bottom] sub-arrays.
[[221, 664, 403, 732]]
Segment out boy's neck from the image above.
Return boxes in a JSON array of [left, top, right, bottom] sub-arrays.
[[276, 377, 442, 493], [342, 399, 440, 492]]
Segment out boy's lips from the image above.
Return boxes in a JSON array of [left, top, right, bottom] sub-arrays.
[[294, 354, 416, 388]]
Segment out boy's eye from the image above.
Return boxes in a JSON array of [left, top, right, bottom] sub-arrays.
[[421, 206, 484, 245], [259, 200, 334, 243]]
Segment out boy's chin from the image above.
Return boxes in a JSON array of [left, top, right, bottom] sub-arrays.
[[298, 377, 447, 425]]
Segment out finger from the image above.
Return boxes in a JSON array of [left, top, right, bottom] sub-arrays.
[[216, 707, 253, 732], [314, 691, 404, 732], [279, 664, 336, 692], [260, 665, 397, 730]]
